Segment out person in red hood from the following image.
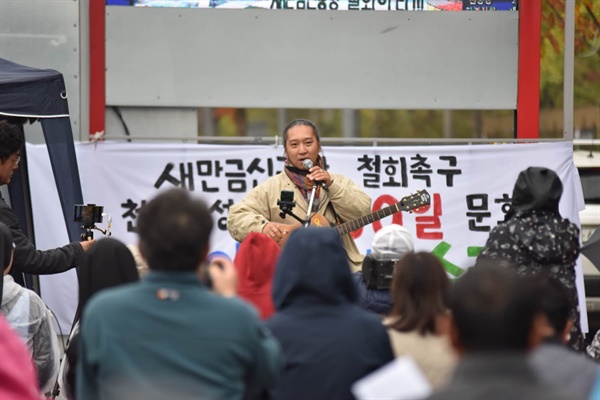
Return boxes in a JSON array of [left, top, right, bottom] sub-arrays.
[[0, 314, 40, 400], [234, 232, 280, 319]]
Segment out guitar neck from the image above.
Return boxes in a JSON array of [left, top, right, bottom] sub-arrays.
[[334, 203, 402, 236]]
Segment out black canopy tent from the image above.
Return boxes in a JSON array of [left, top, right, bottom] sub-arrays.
[[0, 58, 84, 292]]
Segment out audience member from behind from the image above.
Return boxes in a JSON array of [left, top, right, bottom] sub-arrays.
[[384, 252, 457, 389], [59, 237, 139, 400], [267, 227, 394, 400], [0, 314, 40, 400], [0, 120, 94, 286], [0, 222, 60, 394], [529, 275, 598, 398], [352, 224, 414, 315], [430, 265, 570, 400], [477, 166, 583, 350], [77, 189, 282, 400], [233, 232, 280, 319]]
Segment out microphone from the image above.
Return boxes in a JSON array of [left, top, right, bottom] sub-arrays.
[[302, 159, 329, 191], [302, 158, 315, 170]]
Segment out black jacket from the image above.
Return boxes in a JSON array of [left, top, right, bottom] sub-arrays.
[[0, 195, 83, 276], [477, 167, 582, 349], [266, 228, 394, 400]]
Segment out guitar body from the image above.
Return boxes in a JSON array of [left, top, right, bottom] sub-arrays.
[[275, 190, 431, 249], [278, 213, 331, 248]]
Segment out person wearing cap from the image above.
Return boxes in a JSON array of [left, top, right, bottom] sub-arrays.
[[477, 166, 583, 350], [227, 119, 371, 271], [0, 221, 61, 394], [352, 224, 415, 315]]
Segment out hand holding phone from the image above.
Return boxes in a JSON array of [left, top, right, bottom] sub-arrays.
[[207, 257, 238, 298]]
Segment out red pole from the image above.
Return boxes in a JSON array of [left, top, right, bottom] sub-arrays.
[[516, 0, 542, 139], [89, 0, 106, 141]]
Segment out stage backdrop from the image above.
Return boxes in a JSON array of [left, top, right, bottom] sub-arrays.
[[28, 141, 586, 333]]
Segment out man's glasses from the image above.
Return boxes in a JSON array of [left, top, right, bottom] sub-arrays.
[[9, 154, 20, 166]]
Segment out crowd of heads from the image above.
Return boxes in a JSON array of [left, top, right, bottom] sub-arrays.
[[0, 116, 595, 399]]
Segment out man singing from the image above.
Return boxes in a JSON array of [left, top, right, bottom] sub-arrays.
[[226, 119, 371, 271]]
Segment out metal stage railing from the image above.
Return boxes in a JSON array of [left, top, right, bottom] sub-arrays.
[[99, 135, 599, 147]]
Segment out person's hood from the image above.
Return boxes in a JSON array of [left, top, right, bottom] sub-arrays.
[[233, 232, 279, 319], [2, 275, 20, 306], [234, 232, 279, 291], [77, 238, 139, 320], [511, 167, 563, 214], [272, 227, 358, 310]]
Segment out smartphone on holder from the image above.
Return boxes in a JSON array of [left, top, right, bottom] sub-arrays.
[[280, 190, 294, 203]]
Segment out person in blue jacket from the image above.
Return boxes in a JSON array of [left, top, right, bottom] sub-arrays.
[[266, 227, 394, 400]]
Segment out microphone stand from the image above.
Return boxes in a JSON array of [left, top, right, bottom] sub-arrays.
[[304, 183, 318, 227]]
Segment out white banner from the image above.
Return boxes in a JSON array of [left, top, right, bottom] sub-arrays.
[[27, 141, 586, 332]]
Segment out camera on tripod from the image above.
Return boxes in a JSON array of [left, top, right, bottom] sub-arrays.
[[74, 204, 111, 241]]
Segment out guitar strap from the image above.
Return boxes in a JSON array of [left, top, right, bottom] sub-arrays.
[[327, 201, 342, 227]]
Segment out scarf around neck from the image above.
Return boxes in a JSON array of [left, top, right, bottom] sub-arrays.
[[284, 156, 324, 211]]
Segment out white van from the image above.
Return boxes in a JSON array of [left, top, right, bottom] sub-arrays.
[[575, 148, 600, 244], [575, 146, 600, 323]]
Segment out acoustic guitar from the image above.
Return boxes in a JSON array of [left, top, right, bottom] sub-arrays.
[[278, 189, 431, 248]]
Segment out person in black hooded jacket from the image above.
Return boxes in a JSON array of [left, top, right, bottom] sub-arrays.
[[477, 166, 583, 350], [266, 227, 394, 400]]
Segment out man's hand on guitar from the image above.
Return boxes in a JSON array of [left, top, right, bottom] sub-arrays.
[[262, 222, 289, 243], [307, 166, 332, 188]]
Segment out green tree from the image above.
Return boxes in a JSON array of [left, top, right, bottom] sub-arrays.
[[541, 0, 600, 108]]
